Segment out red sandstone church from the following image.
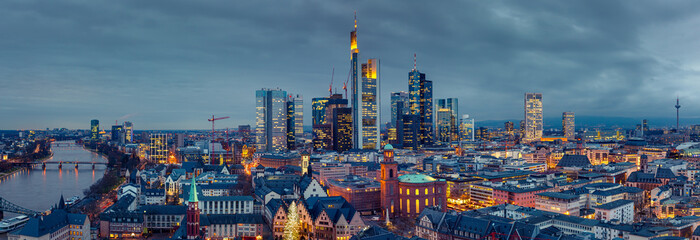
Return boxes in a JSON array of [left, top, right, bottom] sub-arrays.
[[380, 144, 447, 220]]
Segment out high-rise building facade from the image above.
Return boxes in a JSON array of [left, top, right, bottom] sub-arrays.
[[293, 94, 304, 142], [460, 115, 474, 141], [350, 15, 360, 150], [436, 108, 452, 143], [333, 107, 353, 152], [399, 114, 420, 150], [436, 98, 458, 142], [361, 59, 379, 149], [524, 93, 543, 143], [312, 98, 329, 126], [408, 67, 433, 148], [286, 100, 296, 150], [505, 121, 515, 137], [90, 119, 99, 141], [477, 127, 490, 141], [562, 112, 575, 140], [255, 88, 288, 152], [111, 125, 124, 144], [312, 94, 349, 151], [390, 92, 409, 128], [123, 121, 133, 143], [149, 133, 168, 164]]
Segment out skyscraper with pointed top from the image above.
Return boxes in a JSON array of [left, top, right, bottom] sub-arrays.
[[351, 13, 360, 150], [186, 177, 200, 239], [407, 54, 433, 148]]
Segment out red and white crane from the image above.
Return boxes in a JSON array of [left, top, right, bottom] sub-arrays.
[[208, 115, 229, 163]]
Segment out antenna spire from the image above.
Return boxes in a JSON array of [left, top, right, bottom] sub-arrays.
[[413, 53, 417, 70], [354, 11, 357, 30]]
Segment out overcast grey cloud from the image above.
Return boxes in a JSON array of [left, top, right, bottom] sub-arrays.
[[1, 0, 700, 130]]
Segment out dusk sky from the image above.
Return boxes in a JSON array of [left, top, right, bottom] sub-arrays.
[[2, 0, 700, 130]]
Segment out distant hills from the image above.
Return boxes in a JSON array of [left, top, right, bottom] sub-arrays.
[[476, 116, 700, 129]]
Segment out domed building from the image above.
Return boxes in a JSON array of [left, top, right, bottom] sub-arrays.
[[397, 173, 447, 218], [380, 144, 447, 220]]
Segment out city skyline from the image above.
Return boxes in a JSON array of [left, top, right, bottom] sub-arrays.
[[2, 1, 700, 130]]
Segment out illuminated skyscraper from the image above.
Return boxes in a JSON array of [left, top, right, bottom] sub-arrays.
[[399, 114, 420, 150], [312, 97, 331, 150], [149, 133, 168, 164], [350, 14, 360, 149], [477, 127, 490, 141], [312, 98, 330, 126], [284, 94, 303, 150], [293, 95, 304, 141], [562, 112, 575, 140], [312, 94, 348, 151], [123, 121, 133, 143], [361, 58, 379, 149], [255, 88, 288, 152], [286, 99, 296, 150], [436, 108, 451, 143], [524, 93, 543, 143], [460, 115, 474, 141], [408, 59, 433, 148], [436, 98, 458, 142], [333, 107, 353, 152], [111, 125, 124, 144], [390, 92, 409, 128], [90, 119, 99, 141], [504, 121, 515, 137]]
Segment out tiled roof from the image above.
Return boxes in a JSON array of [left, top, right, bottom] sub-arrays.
[[15, 209, 87, 237], [537, 192, 580, 200], [593, 199, 634, 210], [556, 155, 592, 168]]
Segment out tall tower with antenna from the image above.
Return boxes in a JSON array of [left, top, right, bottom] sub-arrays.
[[350, 12, 360, 149], [675, 97, 681, 131]]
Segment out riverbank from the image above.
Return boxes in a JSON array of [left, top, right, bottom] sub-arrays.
[[0, 150, 53, 181]]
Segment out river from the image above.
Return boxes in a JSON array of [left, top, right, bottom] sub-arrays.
[[0, 140, 107, 220]]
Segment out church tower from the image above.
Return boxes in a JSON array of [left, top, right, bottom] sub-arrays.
[[187, 177, 200, 239], [380, 144, 398, 221]]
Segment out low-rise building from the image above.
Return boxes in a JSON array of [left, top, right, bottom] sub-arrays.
[[592, 199, 635, 224], [535, 192, 585, 216], [326, 175, 381, 212], [9, 209, 90, 240]]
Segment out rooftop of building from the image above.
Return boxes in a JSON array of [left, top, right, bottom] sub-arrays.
[[537, 191, 580, 200], [398, 174, 441, 183], [593, 199, 634, 210]]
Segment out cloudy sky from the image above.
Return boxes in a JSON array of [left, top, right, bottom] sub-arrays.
[[1, 0, 700, 130]]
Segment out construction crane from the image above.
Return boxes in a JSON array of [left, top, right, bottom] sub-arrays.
[[343, 68, 351, 99], [329, 67, 335, 96], [208, 115, 230, 163]]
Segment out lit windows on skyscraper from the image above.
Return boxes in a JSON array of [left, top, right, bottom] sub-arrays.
[[436, 98, 459, 142], [255, 88, 288, 152], [90, 119, 99, 141], [149, 133, 168, 164], [524, 93, 543, 143], [333, 107, 353, 152], [407, 66, 433, 148], [293, 94, 303, 142], [563, 112, 575, 140], [460, 115, 474, 141], [286, 100, 296, 150], [436, 108, 451, 143], [123, 121, 133, 143], [390, 92, 409, 128], [361, 58, 379, 149]]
